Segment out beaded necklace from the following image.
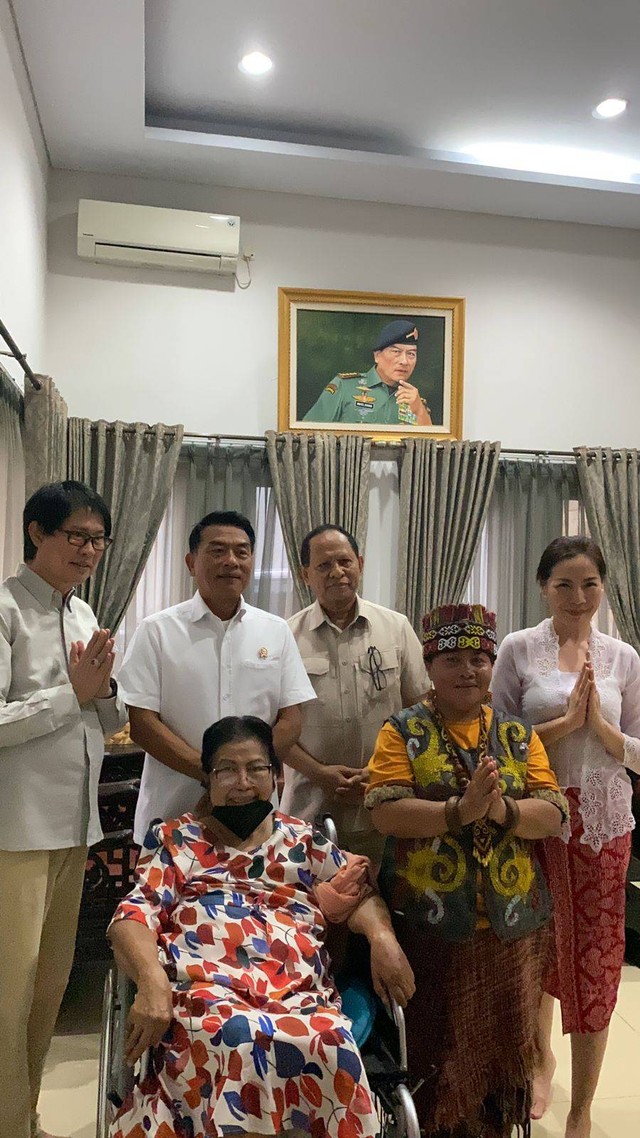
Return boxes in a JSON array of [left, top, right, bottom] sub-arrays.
[[427, 693, 495, 866]]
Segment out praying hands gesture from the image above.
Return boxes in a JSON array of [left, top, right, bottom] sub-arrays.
[[457, 758, 500, 826], [68, 628, 115, 704], [565, 658, 593, 731]]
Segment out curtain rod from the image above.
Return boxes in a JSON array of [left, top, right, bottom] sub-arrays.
[[0, 319, 41, 391], [182, 433, 575, 457]]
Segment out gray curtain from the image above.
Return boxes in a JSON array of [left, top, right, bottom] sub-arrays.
[[67, 419, 184, 631], [23, 375, 68, 498], [574, 446, 640, 651], [468, 457, 579, 643], [0, 367, 25, 577], [265, 431, 371, 607], [180, 441, 292, 613], [396, 439, 501, 632]]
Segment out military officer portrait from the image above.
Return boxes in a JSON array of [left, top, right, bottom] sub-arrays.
[[303, 319, 432, 427], [279, 288, 464, 440]]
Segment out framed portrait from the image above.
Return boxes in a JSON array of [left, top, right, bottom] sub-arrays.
[[278, 288, 465, 439]]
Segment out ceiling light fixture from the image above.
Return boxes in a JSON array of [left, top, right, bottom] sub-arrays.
[[238, 51, 273, 76], [593, 97, 628, 119], [463, 141, 639, 182]]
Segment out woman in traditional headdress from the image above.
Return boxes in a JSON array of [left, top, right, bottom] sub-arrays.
[[366, 603, 568, 1138]]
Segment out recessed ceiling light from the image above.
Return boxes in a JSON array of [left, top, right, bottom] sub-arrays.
[[238, 51, 273, 76], [593, 97, 628, 119]]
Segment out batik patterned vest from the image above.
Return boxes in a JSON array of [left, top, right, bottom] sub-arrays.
[[379, 704, 553, 943]]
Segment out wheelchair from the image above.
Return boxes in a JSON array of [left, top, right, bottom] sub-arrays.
[[96, 815, 420, 1138]]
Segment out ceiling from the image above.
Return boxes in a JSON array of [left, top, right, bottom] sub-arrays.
[[11, 0, 640, 227]]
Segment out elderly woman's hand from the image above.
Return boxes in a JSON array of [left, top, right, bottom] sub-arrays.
[[125, 972, 173, 1065], [369, 930, 416, 1010]]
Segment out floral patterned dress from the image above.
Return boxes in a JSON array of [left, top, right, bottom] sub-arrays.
[[109, 812, 378, 1138]]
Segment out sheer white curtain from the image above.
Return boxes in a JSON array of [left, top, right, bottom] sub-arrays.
[[0, 368, 25, 579], [361, 459, 400, 607]]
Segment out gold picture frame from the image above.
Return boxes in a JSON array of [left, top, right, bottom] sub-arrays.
[[278, 287, 465, 440]]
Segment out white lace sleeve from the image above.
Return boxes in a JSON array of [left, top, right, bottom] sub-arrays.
[[491, 634, 522, 715], [623, 735, 640, 775], [620, 646, 640, 775]]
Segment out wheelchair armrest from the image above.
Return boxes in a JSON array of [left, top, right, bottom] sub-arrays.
[[320, 814, 339, 846]]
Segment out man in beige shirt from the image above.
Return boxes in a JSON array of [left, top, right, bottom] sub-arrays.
[[0, 481, 126, 1138], [281, 524, 427, 862]]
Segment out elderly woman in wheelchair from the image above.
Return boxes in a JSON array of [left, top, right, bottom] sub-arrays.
[[107, 715, 414, 1138]]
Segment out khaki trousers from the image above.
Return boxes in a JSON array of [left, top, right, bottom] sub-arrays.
[[0, 846, 87, 1138]]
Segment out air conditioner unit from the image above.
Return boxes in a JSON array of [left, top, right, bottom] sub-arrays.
[[77, 200, 240, 274]]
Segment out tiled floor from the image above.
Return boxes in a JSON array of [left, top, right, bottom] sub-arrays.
[[41, 965, 640, 1138]]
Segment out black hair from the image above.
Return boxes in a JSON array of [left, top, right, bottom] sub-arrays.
[[23, 480, 112, 561], [300, 523, 360, 568], [201, 716, 281, 777], [188, 510, 256, 555], [536, 536, 607, 585]]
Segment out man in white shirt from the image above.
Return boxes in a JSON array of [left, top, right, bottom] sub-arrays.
[[281, 524, 428, 863], [0, 480, 126, 1138], [118, 510, 316, 843]]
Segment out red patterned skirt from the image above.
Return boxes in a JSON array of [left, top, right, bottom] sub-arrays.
[[541, 786, 631, 1035]]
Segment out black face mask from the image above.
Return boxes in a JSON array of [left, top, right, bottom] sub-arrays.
[[210, 799, 273, 841]]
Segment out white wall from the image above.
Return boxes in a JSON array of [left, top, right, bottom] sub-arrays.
[[46, 167, 640, 450], [0, 1, 48, 381]]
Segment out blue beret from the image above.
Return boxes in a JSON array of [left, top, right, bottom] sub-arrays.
[[373, 319, 419, 352]]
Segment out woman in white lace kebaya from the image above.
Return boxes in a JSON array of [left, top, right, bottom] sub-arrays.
[[492, 536, 640, 1138]]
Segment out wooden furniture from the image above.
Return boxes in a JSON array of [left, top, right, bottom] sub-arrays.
[[74, 745, 143, 964]]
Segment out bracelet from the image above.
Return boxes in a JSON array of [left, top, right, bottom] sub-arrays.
[[502, 796, 521, 834], [445, 795, 464, 835]]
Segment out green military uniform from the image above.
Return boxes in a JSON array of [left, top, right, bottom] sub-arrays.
[[303, 365, 420, 426]]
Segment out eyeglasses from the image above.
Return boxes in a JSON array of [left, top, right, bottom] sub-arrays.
[[57, 529, 114, 552], [364, 645, 387, 692], [210, 763, 272, 785]]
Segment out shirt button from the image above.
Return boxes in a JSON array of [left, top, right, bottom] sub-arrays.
[[222, 694, 230, 702], [341, 660, 348, 667]]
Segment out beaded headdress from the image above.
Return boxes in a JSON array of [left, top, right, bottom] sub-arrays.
[[422, 603, 497, 662]]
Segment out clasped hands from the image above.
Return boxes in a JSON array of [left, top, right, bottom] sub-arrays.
[[319, 764, 369, 803], [456, 757, 509, 827], [565, 652, 603, 733], [69, 628, 115, 704]]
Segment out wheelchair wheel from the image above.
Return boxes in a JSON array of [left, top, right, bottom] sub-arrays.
[[371, 1080, 420, 1138]]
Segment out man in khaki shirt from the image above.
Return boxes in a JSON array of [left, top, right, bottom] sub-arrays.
[[281, 524, 427, 862]]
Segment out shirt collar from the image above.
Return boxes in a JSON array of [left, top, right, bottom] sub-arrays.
[[16, 564, 75, 612], [189, 590, 247, 624], [308, 594, 368, 632], [364, 364, 396, 393]]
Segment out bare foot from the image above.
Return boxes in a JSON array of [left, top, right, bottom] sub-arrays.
[[565, 1108, 591, 1138], [531, 1051, 557, 1120]]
